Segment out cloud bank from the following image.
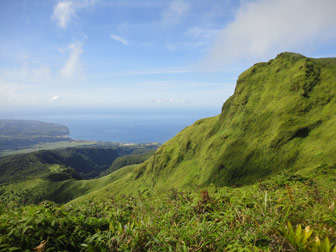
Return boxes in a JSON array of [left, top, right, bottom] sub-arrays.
[[204, 0, 336, 69]]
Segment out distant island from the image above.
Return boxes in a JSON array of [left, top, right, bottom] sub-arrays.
[[0, 119, 72, 152]]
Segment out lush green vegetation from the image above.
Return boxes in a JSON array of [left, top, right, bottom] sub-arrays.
[[1, 168, 335, 251], [0, 144, 158, 205], [101, 149, 156, 176], [1, 53, 336, 251]]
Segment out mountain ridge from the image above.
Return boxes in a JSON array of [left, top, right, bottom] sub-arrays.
[[110, 52, 336, 193]]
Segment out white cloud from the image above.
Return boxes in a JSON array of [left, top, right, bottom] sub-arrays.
[[162, 0, 189, 24], [49, 95, 61, 102], [60, 43, 83, 77], [52, 0, 97, 29], [110, 35, 129, 46], [204, 0, 336, 69], [52, 1, 75, 29]]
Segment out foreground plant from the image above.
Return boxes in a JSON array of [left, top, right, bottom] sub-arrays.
[[0, 171, 335, 251], [282, 221, 336, 252]]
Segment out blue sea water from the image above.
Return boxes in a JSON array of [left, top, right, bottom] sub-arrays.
[[1, 108, 219, 143]]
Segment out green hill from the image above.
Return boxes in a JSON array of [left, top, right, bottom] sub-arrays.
[[75, 52, 336, 199], [132, 52, 336, 188]]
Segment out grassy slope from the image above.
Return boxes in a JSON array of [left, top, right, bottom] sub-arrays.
[[131, 53, 336, 188], [75, 53, 336, 200]]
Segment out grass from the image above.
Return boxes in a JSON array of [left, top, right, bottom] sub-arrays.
[[1, 167, 336, 251]]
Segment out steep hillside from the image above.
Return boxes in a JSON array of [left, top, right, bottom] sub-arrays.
[[127, 53, 336, 190]]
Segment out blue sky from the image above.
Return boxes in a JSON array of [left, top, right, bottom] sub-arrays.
[[1, 0, 336, 112]]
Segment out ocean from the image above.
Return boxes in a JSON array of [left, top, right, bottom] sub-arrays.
[[0, 108, 219, 143]]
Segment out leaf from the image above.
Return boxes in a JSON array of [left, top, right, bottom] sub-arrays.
[[303, 226, 313, 244], [182, 243, 188, 252], [295, 224, 302, 245], [286, 221, 295, 242], [322, 237, 331, 252], [109, 222, 114, 232]]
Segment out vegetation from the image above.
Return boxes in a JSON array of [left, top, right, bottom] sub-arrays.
[[101, 149, 156, 176], [131, 53, 336, 190], [0, 144, 158, 205], [1, 53, 336, 250], [1, 168, 336, 251], [0, 141, 97, 157]]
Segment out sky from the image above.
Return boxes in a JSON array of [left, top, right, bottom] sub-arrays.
[[0, 0, 336, 113]]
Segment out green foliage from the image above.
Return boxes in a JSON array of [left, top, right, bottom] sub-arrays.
[[45, 167, 81, 182], [282, 221, 336, 252], [0, 144, 158, 206], [101, 149, 155, 176], [281, 222, 313, 251], [1, 170, 336, 251]]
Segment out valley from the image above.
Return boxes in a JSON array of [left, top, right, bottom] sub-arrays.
[[0, 143, 157, 205]]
